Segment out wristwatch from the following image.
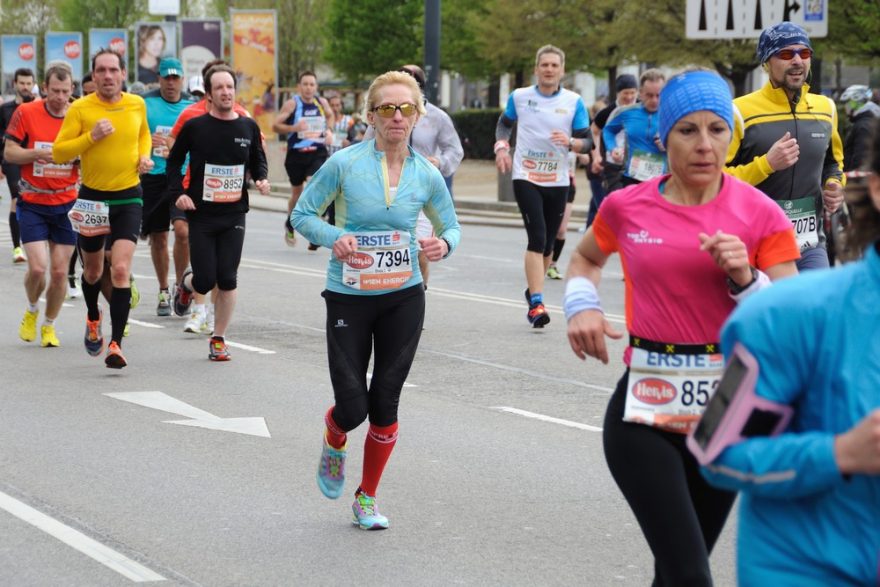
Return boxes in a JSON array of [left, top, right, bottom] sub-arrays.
[[727, 267, 758, 294]]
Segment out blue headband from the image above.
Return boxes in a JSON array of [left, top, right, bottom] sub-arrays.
[[659, 71, 734, 147], [756, 22, 812, 63]]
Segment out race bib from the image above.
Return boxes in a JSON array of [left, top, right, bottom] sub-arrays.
[[624, 347, 724, 434], [342, 231, 412, 291], [522, 152, 565, 184], [203, 163, 244, 203], [152, 125, 172, 158], [627, 149, 665, 182], [302, 116, 326, 143], [67, 199, 110, 236], [779, 197, 818, 250], [33, 141, 73, 178]]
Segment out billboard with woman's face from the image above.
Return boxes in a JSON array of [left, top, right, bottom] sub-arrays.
[[135, 22, 177, 86]]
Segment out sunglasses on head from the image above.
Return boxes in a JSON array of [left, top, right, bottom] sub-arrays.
[[372, 103, 418, 118], [775, 48, 812, 60]]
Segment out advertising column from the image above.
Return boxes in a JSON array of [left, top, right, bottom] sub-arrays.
[[230, 9, 277, 137]]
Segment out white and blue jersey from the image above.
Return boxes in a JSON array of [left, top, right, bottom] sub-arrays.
[[703, 244, 880, 586], [291, 139, 461, 296], [143, 91, 194, 176], [603, 103, 667, 181], [285, 95, 328, 153], [504, 86, 589, 187]]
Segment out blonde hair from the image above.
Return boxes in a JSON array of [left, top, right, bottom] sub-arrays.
[[535, 45, 565, 68], [640, 68, 666, 86], [362, 71, 426, 119]]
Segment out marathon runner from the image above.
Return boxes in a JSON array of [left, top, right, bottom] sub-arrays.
[[0, 67, 36, 263], [495, 45, 591, 327], [53, 49, 153, 369], [565, 70, 799, 585], [5, 63, 79, 347], [602, 69, 667, 192], [274, 71, 333, 247], [292, 71, 460, 530], [726, 22, 845, 270], [167, 64, 270, 361], [141, 57, 194, 316]]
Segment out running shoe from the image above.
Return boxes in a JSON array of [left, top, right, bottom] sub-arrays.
[[206, 306, 215, 335], [317, 436, 347, 499], [208, 336, 231, 361], [129, 275, 140, 309], [40, 324, 60, 348], [84, 311, 104, 356], [66, 279, 81, 299], [184, 307, 208, 334], [546, 265, 563, 280], [12, 247, 26, 263], [173, 269, 194, 316], [527, 303, 550, 328], [307, 242, 320, 251], [104, 341, 127, 369], [156, 289, 171, 316], [19, 309, 38, 342], [284, 221, 297, 247], [123, 321, 130, 337], [351, 490, 389, 530]]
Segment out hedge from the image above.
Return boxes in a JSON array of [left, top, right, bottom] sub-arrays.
[[451, 108, 502, 160]]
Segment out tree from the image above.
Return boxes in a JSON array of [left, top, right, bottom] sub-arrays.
[[56, 0, 146, 31], [324, 0, 421, 84]]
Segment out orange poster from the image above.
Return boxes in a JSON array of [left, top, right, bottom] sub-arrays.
[[230, 9, 277, 138]]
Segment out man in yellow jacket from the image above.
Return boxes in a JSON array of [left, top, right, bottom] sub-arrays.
[[53, 49, 153, 369], [725, 22, 844, 270]]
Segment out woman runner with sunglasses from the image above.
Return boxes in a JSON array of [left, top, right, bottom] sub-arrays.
[[292, 71, 460, 530], [565, 70, 800, 585]]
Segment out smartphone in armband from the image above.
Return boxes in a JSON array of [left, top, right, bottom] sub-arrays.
[[687, 343, 794, 466]]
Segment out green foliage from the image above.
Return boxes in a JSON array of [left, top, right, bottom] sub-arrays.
[[451, 108, 502, 160], [56, 0, 146, 31], [324, 0, 421, 84]]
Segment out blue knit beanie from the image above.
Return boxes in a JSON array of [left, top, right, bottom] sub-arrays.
[[659, 71, 733, 147], [756, 22, 812, 64]]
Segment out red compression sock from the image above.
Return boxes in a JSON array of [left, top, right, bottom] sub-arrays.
[[324, 407, 347, 449], [360, 422, 399, 496]]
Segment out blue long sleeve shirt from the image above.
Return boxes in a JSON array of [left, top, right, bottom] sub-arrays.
[[291, 139, 461, 295]]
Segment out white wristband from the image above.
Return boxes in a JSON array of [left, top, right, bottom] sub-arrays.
[[494, 140, 510, 154], [564, 277, 603, 321], [729, 269, 771, 303]]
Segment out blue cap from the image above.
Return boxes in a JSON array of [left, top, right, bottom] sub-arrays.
[[659, 70, 733, 147], [756, 22, 812, 64], [158, 57, 183, 78]]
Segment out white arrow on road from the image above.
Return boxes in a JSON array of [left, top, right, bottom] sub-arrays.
[[105, 391, 271, 438]]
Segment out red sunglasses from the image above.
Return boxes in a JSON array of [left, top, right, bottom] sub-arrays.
[[775, 48, 812, 60]]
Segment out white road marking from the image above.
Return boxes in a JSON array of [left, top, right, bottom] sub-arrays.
[[0, 490, 166, 583], [127, 319, 165, 329], [105, 391, 271, 438], [422, 349, 614, 393], [495, 407, 603, 432], [367, 371, 416, 388], [225, 340, 276, 355]]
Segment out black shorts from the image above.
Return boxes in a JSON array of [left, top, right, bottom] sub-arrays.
[[140, 173, 186, 235], [77, 185, 143, 253], [284, 149, 328, 187]]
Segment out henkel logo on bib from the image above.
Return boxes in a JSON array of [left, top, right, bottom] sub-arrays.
[[346, 252, 373, 269], [627, 229, 663, 245], [64, 41, 81, 59], [19, 43, 34, 60], [109, 38, 126, 55], [205, 178, 223, 188], [631, 378, 676, 404], [522, 159, 537, 169]]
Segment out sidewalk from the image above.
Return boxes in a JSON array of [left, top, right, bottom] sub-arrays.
[[258, 147, 592, 231]]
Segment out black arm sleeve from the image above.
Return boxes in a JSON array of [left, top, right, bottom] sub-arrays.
[[249, 122, 268, 181], [495, 114, 514, 142], [572, 127, 592, 154]]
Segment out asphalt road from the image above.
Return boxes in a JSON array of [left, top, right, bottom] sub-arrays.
[[0, 191, 737, 586]]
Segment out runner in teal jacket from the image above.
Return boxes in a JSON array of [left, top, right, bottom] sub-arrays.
[[703, 242, 880, 585]]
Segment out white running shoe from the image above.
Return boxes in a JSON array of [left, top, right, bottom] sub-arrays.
[[206, 305, 215, 335], [184, 307, 208, 334], [67, 281, 81, 299]]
